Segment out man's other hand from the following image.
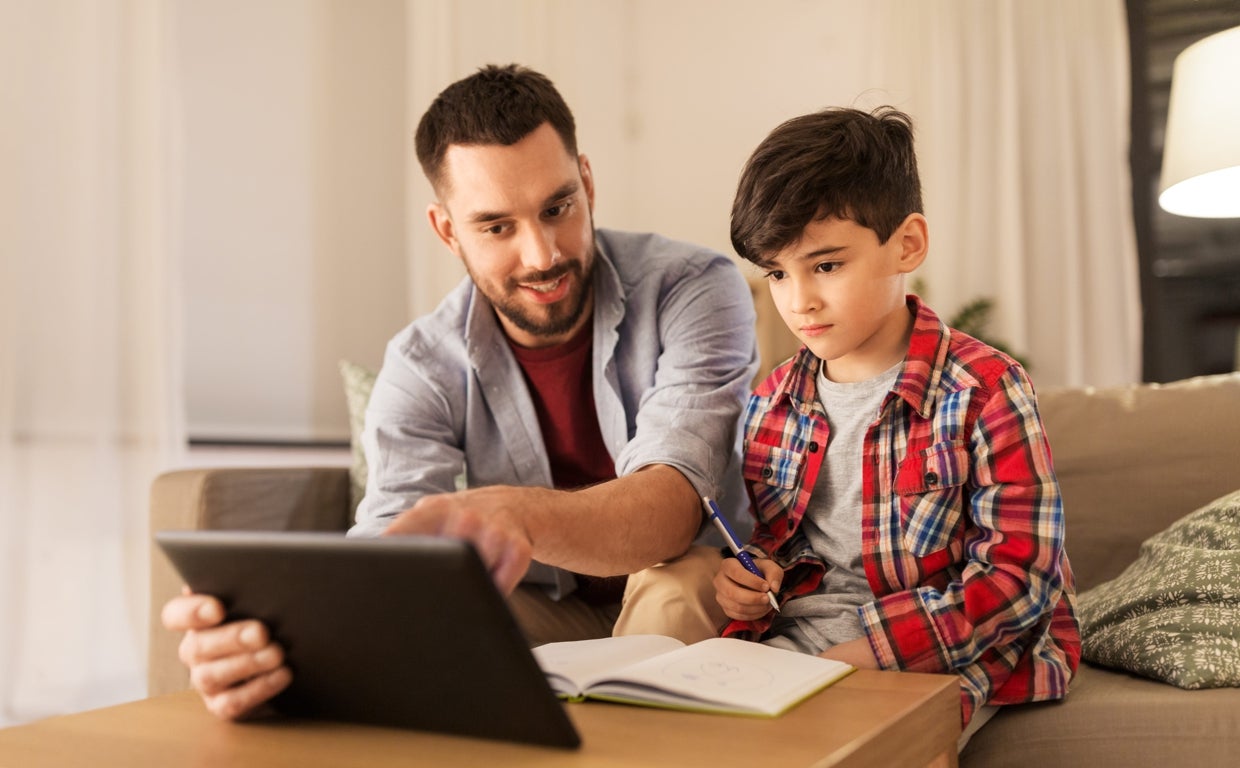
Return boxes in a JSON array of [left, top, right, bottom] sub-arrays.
[[161, 591, 291, 720]]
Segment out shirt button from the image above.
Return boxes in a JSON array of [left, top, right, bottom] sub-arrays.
[[807, 441, 819, 453], [761, 467, 773, 479], [924, 471, 939, 486]]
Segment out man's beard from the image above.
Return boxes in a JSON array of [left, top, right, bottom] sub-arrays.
[[467, 250, 595, 341]]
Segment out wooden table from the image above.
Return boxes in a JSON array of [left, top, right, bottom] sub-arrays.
[[0, 670, 960, 767]]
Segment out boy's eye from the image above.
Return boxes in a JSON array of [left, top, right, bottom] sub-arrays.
[[815, 261, 841, 274], [764, 269, 785, 281]]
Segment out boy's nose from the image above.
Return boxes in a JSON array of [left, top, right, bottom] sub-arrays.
[[788, 278, 821, 314]]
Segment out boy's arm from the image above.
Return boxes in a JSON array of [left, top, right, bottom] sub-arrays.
[[859, 365, 1068, 673]]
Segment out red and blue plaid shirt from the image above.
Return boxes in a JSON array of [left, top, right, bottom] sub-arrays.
[[722, 297, 1080, 724]]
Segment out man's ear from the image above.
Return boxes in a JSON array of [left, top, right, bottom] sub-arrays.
[[894, 213, 929, 273], [426, 202, 461, 257], [578, 153, 596, 211]]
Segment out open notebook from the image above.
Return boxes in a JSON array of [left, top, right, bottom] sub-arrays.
[[533, 634, 854, 716], [156, 530, 580, 748]]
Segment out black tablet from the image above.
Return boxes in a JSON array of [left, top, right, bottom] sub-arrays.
[[155, 530, 580, 748]]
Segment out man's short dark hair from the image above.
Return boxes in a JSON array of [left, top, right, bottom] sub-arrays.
[[414, 64, 578, 193], [730, 106, 923, 264]]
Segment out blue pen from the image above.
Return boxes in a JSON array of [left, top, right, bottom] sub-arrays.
[[702, 496, 780, 613]]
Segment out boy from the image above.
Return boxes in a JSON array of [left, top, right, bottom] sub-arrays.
[[714, 107, 1080, 744]]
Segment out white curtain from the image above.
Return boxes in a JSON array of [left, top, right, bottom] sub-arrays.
[[870, 0, 1142, 387], [0, 0, 183, 725]]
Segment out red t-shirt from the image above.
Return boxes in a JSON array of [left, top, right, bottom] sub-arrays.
[[507, 318, 624, 604], [505, 317, 616, 490]]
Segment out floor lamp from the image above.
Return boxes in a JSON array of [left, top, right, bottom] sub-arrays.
[[1158, 24, 1240, 218], [1157, 24, 1240, 369]]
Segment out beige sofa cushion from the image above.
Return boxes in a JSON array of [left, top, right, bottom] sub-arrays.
[[1037, 372, 1240, 591], [959, 662, 1240, 767]]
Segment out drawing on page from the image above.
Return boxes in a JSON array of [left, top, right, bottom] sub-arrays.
[[662, 657, 775, 691]]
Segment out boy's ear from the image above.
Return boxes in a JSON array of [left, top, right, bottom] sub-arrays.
[[893, 213, 929, 273]]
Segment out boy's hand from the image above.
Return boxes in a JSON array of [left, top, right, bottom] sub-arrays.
[[714, 555, 783, 621]]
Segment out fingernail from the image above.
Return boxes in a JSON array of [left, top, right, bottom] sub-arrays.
[[196, 601, 222, 623], [268, 667, 292, 689], [240, 624, 262, 647], [255, 646, 279, 666]]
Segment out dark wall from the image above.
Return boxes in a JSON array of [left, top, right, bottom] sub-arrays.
[[1128, 0, 1240, 381]]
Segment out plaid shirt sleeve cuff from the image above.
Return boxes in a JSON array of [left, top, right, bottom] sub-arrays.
[[860, 590, 948, 672]]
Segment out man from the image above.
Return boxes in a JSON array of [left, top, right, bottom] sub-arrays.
[[162, 64, 759, 720]]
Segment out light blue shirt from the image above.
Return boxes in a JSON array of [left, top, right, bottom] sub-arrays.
[[351, 229, 759, 595]]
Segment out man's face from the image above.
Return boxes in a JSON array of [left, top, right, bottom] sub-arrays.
[[427, 122, 597, 349], [761, 215, 926, 383]]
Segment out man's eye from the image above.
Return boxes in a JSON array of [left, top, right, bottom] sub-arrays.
[[484, 224, 506, 235], [545, 202, 570, 218]]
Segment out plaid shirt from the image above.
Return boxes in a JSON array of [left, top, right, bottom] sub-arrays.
[[722, 297, 1080, 723]]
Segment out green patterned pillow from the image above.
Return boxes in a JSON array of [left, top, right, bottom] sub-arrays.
[[338, 359, 377, 514], [1077, 488, 1240, 689]]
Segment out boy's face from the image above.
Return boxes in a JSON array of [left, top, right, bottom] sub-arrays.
[[761, 214, 927, 383], [426, 122, 597, 349]]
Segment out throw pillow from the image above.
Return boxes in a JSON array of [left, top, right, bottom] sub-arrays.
[[338, 359, 377, 514], [1076, 488, 1240, 689]]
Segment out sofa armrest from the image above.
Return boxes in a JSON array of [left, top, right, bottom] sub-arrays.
[[147, 466, 351, 696]]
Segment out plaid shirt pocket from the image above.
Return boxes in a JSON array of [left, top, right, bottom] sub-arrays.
[[895, 440, 969, 556], [743, 442, 805, 524]]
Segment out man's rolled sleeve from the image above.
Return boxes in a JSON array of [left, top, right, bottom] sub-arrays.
[[613, 254, 758, 500]]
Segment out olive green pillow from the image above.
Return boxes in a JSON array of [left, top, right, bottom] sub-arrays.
[[338, 359, 377, 514], [1077, 488, 1240, 689]]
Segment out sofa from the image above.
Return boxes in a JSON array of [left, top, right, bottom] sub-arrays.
[[147, 364, 1240, 767]]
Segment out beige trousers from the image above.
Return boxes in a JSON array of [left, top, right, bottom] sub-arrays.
[[506, 545, 726, 647]]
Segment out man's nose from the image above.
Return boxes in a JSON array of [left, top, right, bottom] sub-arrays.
[[520, 225, 558, 272]]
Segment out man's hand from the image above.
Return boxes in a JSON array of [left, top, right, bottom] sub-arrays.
[[161, 591, 291, 720], [714, 555, 783, 621], [382, 486, 538, 595]]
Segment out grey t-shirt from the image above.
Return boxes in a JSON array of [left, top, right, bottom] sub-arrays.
[[766, 360, 901, 654]]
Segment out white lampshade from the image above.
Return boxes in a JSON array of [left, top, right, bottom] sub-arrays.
[[1158, 25, 1240, 218]]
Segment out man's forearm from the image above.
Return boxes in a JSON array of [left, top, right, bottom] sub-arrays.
[[522, 464, 700, 576]]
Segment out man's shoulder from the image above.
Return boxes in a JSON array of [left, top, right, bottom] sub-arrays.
[[388, 278, 474, 362], [595, 228, 753, 331], [597, 228, 738, 279]]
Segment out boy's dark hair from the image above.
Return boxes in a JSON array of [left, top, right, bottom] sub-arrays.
[[730, 106, 923, 264], [415, 64, 578, 192]]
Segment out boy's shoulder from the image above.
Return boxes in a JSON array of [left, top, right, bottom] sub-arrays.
[[940, 326, 1023, 388], [906, 298, 1025, 395]]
